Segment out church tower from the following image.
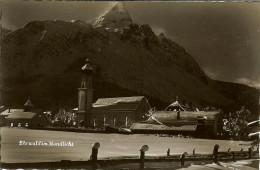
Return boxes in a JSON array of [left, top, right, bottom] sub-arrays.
[[77, 59, 94, 125]]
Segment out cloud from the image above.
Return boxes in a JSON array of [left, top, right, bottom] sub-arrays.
[[235, 77, 260, 89], [203, 68, 221, 80]]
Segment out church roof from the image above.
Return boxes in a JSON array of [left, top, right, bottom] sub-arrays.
[[81, 59, 94, 71], [95, 96, 145, 105], [91, 96, 147, 113], [24, 98, 34, 107]]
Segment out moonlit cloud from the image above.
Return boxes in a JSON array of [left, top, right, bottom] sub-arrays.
[[236, 77, 260, 89]]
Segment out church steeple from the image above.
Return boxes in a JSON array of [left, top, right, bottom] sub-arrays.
[[77, 58, 94, 125], [80, 58, 94, 89]]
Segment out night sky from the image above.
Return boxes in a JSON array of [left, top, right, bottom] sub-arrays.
[[1, 1, 260, 89]]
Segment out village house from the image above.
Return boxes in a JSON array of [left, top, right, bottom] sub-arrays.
[[131, 99, 221, 138], [0, 108, 23, 127], [77, 59, 151, 128], [4, 98, 50, 128]]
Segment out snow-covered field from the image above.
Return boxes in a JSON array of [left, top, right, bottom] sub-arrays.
[[0, 127, 253, 163], [179, 159, 259, 170]]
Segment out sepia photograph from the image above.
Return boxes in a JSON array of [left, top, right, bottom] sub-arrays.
[[0, 0, 259, 169]]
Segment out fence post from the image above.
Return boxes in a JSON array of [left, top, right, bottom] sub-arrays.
[[232, 152, 235, 161], [193, 149, 195, 155], [140, 145, 149, 169], [167, 148, 170, 157], [180, 152, 188, 166], [248, 147, 252, 159], [90, 142, 100, 168], [213, 144, 219, 163]]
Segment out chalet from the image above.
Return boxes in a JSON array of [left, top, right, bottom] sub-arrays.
[[0, 108, 23, 127], [77, 59, 151, 128], [131, 110, 221, 137], [5, 98, 50, 128]]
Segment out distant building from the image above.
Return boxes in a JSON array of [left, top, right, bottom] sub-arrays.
[[0, 108, 23, 127], [77, 59, 151, 128], [131, 109, 221, 137], [5, 98, 50, 128]]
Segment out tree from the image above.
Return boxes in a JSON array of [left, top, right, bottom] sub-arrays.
[[223, 106, 253, 139], [53, 108, 77, 127]]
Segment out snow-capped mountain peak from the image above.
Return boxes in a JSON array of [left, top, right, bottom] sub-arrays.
[[90, 2, 132, 32]]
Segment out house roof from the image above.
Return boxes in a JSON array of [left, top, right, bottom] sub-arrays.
[[0, 109, 24, 116], [24, 98, 34, 107], [6, 111, 37, 119], [247, 120, 259, 126], [165, 101, 185, 111], [150, 111, 220, 122], [130, 123, 198, 132]]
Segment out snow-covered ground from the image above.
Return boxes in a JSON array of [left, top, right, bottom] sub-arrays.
[[0, 127, 253, 163], [179, 159, 259, 170]]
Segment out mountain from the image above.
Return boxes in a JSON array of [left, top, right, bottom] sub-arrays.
[[1, 28, 12, 37], [0, 3, 258, 115], [91, 2, 132, 32]]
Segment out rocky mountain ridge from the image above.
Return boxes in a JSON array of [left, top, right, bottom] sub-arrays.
[[0, 3, 258, 114]]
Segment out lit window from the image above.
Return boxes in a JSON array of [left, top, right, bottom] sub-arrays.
[[11, 123, 13, 127], [25, 123, 28, 127], [93, 117, 96, 127], [103, 116, 106, 126], [18, 123, 21, 127], [113, 116, 116, 126], [125, 116, 128, 127]]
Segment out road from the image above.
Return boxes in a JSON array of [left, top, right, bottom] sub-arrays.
[[0, 127, 253, 163]]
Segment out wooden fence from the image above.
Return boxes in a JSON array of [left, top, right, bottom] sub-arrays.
[[1, 142, 259, 169]]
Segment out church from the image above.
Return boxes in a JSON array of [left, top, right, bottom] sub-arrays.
[[77, 59, 151, 128]]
